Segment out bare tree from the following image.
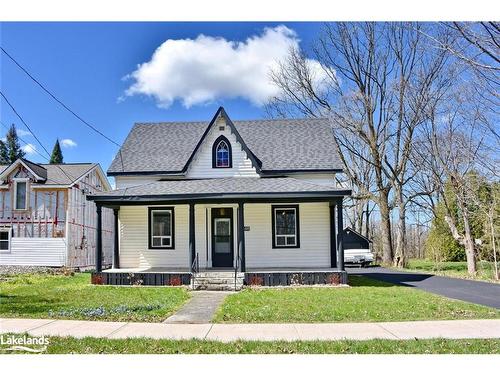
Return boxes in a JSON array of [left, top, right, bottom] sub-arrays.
[[486, 185, 500, 280], [422, 22, 499, 139], [267, 22, 450, 266], [417, 85, 492, 274], [466, 164, 500, 280]]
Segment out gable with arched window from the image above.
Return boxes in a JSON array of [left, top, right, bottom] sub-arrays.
[[212, 135, 232, 168]]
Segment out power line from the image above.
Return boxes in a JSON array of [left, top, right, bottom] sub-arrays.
[[0, 47, 121, 148], [0, 90, 52, 157], [0, 119, 105, 192], [0, 119, 64, 183], [0, 92, 104, 192]]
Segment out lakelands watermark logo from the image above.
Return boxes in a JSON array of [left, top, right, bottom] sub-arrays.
[[0, 334, 49, 353]]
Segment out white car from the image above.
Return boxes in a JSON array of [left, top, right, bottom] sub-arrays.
[[344, 248, 374, 267]]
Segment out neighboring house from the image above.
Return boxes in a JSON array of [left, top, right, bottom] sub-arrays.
[[0, 158, 113, 268], [343, 227, 374, 267], [88, 107, 352, 289]]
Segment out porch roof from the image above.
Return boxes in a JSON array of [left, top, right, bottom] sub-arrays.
[[88, 177, 351, 205]]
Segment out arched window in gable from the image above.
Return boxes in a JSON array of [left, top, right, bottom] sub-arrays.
[[212, 135, 232, 168]]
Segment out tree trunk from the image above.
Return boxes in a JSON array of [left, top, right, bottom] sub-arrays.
[[393, 199, 406, 268], [462, 211, 477, 275], [378, 190, 393, 265], [489, 213, 499, 280], [355, 200, 364, 233], [365, 202, 371, 239], [444, 212, 477, 275]]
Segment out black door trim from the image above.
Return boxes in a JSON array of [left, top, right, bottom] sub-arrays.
[[211, 207, 234, 268]]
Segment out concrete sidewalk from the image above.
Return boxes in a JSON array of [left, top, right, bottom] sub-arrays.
[[164, 291, 232, 324], [1, 318, 499, 342]]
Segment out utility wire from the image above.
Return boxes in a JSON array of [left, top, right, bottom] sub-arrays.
[[0, 90, 105, 192], [0, 90, 51, 157], [0, 119, 72, 185], [0, 119, 105, 192], [0, 46, 121, 148], [1, 46, 125, 172]]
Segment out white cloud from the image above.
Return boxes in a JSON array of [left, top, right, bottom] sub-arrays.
[[22, 143, 36, 154], [123, 25, 327, 108], [17, 129, 32, 137], [60, 139, 77, 148]]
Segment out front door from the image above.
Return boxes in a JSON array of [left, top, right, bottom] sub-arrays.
[[211, 208, 234, 268]]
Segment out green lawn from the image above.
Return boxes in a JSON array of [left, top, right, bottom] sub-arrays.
[[214, 276, 500, 323], [1, 335, 498, 354], [403, 259, 499, 282], [0, 273, 190, 322]]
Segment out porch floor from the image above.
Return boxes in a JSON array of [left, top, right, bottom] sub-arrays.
[[103, 267, 343, 274], [103, 267, 191, 274]]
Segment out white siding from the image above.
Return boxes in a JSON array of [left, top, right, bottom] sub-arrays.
[[117, 202, 332, 269], [66, 167, 114, 268], [118, 205, 190, 268], [0, 238, 66, 266], [195, 205, 208, 268], [244, 202, 331, 268], [186, 117, 258, 178]]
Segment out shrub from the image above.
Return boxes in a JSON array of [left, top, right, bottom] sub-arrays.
[[248, 275, 263, 286], [425, 202, 465, 262]]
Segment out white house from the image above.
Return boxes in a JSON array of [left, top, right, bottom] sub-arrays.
[[0, 158, 113, 268], [88, 107, 351, 289]]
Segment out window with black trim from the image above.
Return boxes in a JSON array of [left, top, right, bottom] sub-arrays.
[[0, 228, 11, 251], [212, 135, 232, 168], [148, 207, 175, 249], [272, 205, 300, 248]]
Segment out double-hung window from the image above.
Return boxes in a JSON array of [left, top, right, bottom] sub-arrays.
[[0, 228, 11, 252], [14, 180, 28, 210], [272, 205, 300, 248], [149, 207, 175, 249]]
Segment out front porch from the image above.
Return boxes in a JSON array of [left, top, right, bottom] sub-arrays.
[[97, 266, 347, 287], [88, 178, 351, 288]]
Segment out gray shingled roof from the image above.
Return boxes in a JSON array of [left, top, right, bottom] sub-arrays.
[[43, 164, 98, 185], [21, 158, 48, 180], [0, 162, 97, 185], [108, 116, 342, 175], [90, 177, 348, 201]]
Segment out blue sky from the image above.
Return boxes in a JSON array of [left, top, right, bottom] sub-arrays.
[[0, 22, 323, 172]]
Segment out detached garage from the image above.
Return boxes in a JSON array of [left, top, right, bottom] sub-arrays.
[[343, 227, 374, 266]]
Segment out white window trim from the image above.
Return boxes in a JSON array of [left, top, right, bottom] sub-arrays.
[[150, 209, 173, 249], [274, 207, 297, 248], [13, 178, 29, 211], [0, 227, 12, 253]]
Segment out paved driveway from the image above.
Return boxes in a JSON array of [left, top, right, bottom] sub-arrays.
[[346, 266, 500, 309]]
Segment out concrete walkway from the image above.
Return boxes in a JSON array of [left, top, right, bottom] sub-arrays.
[[164, 291, 232, 324], [347, 266, 500, 309], [1, 318, 499, 342]]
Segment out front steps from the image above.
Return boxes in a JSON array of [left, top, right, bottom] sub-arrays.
[[191, 271, 244, 291]]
